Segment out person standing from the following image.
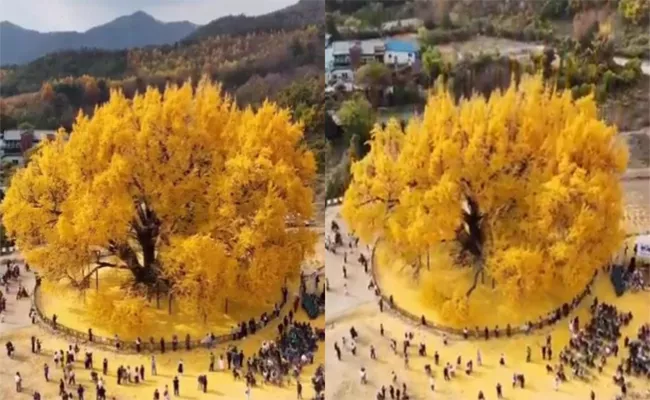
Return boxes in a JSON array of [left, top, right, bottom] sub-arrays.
[[103, 358, 108, 375], [297, 380, 303, 399], [496, 382, 503, 399], [209, 352, 215, 372], [77, 384, 85, 400], [173, 376, 180, 396], [178, 359, 184, 375], [44, 363, 49, 382], [151, 355, 157, 376]]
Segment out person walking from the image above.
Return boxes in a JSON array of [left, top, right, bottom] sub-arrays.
[[151, 355, 157, 376], [15, 372, 22, 393]]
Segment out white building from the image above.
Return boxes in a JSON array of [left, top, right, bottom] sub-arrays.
[[0, 129, 57, 166], [381, 18, 423, 31], [383, 39, 419, 66]]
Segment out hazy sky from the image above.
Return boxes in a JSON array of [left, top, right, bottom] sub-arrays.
[[0, 0, 297, 32]]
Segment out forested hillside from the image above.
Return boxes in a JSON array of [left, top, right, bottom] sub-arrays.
[[0, 1, 325, 173], [0, 27, 322, 98], [188, 0, 324, 40]]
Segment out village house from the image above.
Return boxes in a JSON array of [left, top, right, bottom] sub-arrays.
[[384, 39, 419, 66], [0, 129, 57, 166]]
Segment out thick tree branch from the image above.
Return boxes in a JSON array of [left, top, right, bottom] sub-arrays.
[[68, 262, 128, 288], [465, 267, 484, 297]]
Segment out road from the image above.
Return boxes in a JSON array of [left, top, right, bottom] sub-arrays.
[[0, 254, 35, 335], [324, 206, 376, 325]]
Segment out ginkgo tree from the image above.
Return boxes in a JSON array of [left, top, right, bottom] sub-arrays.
[[343, 74, 628, 305], [2, 77, 316, 311]]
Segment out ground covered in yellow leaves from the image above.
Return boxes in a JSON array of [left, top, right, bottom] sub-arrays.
[[329, 259, 650, 400], [374, 242, 588, 328], [1, 310, 324, 400], [38, 268, 285, 341], [326, 204, 650, 400]]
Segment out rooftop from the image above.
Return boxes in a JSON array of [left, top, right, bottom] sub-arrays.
[[385, 39, 419, 53], [3, 129, 57, 141], [332, 39, 385, 55]]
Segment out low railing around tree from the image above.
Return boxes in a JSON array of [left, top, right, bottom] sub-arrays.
[[369, 239, 601, 338], [32, 278, 294, 354]]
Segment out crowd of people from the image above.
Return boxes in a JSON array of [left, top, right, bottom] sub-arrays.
[[627, 324, 650, 377], [3, 254, 325, 399], [327, 212, 650, 400], [1, 260, 30, 322], [9, 301, 325, 399]]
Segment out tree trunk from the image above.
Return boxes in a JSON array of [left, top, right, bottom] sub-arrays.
[[168, 293, 173, 315], [225, 298, 229, 314]]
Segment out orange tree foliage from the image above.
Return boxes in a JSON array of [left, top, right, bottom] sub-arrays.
[[127, 27, 322, 89], [2, 77, 316, 311], [343, 74, 628, 306]]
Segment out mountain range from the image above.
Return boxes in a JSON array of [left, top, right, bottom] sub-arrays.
[[0, 11, 198, 66], [188, 0, 324, 40]]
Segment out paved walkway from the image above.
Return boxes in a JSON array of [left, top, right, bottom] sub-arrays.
[[0, 253, 35, 335], [324, 206, 376, 325]]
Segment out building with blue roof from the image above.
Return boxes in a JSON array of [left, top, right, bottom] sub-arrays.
[[384, 39, 419, 66]]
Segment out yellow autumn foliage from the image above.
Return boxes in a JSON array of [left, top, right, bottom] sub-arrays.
[[87, 292, 151, 337], [2, 77, 316, 317], [344, 74, 627, 310]]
